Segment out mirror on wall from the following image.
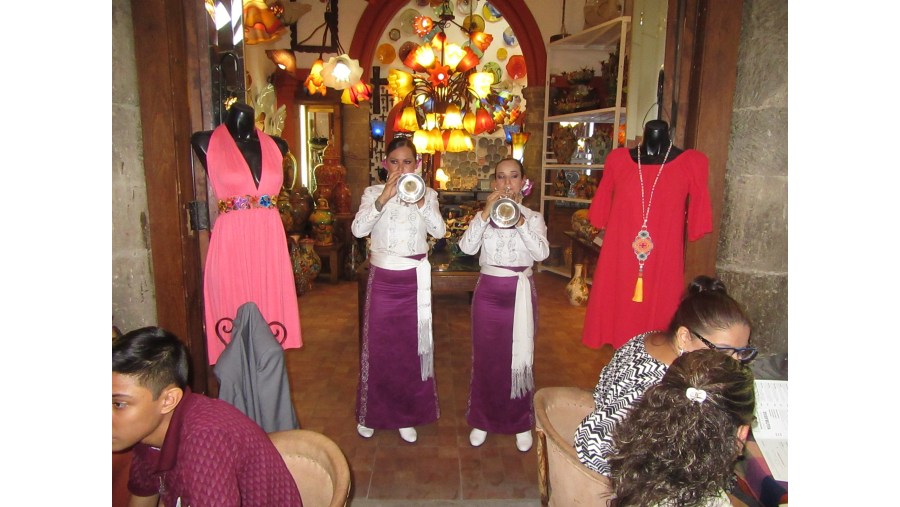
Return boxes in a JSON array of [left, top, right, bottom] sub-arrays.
[[297, 103, 341, 194]]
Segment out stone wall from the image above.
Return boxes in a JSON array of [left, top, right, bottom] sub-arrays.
[[112, 0, 157, 332], [717, 0, 788, 356]]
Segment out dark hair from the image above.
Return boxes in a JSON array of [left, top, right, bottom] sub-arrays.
[[667, 275, 751, 337], [609, 349, 756, 506], [379, 136, 417, 182], [112, 326, 190, 398], [385, 136, 417, 160], [495, 157, 526, 177]]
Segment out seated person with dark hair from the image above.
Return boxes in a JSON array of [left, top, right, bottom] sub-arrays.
[[112, 326, 302, 507]]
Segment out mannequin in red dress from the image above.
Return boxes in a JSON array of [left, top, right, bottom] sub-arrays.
[[191, 103, 288, 187], [581, 119, 712, 349]]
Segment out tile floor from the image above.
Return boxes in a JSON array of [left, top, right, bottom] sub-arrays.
[[286, 271, 614, 506]]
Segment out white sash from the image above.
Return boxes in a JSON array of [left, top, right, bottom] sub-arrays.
[[480, 264, 534, 399], [370, 251, 434, 380]]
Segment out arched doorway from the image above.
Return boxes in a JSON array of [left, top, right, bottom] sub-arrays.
[[349, 0, 545, 86]]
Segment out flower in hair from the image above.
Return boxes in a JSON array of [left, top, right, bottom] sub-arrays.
[[686, 387, 707, 404], [521, 178, 533, 196]]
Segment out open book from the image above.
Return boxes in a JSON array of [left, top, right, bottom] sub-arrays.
[[752, 379, 788, 482]]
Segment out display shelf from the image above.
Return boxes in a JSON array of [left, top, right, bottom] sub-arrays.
[[542, 196, 592, 205], [546, 106, 624, 124], [539, 16, 630, 278], [548, 16, 630, 50]]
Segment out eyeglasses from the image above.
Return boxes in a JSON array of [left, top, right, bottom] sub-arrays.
[[688, 329, 758, 364]]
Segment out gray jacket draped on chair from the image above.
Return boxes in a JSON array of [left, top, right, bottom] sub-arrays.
[[214, 301, 299, 432]]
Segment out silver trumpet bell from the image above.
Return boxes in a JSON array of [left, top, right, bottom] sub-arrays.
[[397, 173, 426, 203], [490, 197, 521, 228]]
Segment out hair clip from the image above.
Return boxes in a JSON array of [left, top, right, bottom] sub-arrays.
[[686, 387, 707, 404], [521, 178, 533, 197]]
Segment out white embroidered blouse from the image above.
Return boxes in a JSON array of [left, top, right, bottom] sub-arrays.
[[457, 204, 549, 267], [351, 184, 446, 256]]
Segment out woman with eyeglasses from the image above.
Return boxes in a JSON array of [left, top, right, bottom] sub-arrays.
[[608, 349, 756, 507], [574, 275, 754, 488]]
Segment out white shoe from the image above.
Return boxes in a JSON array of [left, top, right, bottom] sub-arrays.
[[357, 424, 374, 438], [469, 428, 487, 447], [515, 431, 533, 452], [399, 427, 417, 443]]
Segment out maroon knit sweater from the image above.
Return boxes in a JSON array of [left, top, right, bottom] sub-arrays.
[[128, 390, 302, 506]]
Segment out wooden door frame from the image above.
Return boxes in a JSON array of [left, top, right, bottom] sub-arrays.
[[663, 0, 744, 284], [130, 0, 211, 393]]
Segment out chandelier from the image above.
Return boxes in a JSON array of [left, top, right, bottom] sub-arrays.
[[387, 0, 500, 153], [262, 0, 372, 106]]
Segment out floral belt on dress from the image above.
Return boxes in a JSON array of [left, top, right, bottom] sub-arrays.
[[217, 194, 277, 213]]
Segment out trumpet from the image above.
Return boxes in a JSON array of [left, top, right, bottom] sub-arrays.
[[397, 173, 426, 203], [489, 186, 521, 228]]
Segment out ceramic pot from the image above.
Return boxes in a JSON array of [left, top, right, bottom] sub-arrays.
[[290, 186, 315, 234], [566, 264, 590, 306], [551, 126, 577, 164], [574, 174, 589, 199], [309, 198, 335, 246], [290, 235, 321, 295], [277, 187, 294, 232], [313, 138, 347, 209], [571, 209, 600, 243], [333, 181, 352, 214]]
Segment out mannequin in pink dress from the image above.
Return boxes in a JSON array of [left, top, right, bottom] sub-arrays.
[[191, 103, 302, 364], [581, 120, 712, 350]]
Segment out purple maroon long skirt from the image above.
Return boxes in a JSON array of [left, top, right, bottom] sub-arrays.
[[356, 262, 440, 429], [466, 267, 537, 434]]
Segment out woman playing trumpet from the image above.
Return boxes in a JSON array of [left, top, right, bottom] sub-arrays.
[[351, 136, 446, 443], [458, 157, 549, 451]]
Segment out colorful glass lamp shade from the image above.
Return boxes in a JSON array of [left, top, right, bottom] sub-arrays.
[[266, 49, 297, 74], [435, 167, 450, 189], [322, 54, 363, 90], [511, 131, 530, 161], [244, 0, 287, 45], [370, 119, 386, 140], [304, 58, 326, 96]]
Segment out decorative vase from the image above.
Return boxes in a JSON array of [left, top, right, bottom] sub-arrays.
[[551, 126, 577, 164], [554, 170, 568, 197], [571, 209, 600, 243], [574, 173, 589, 199], [290, 235, 321, 296], [313, 137, 346, 209], [287, 186, 315, 234], [333, 181, 352, 214], [566, 264, 590, 306], [277, 187, 294, 232], [309, 198, 335, 246]]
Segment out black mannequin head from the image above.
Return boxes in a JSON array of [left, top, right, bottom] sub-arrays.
[[642, 120, 671, 153], [224, 103, 256, 141], [630, 119, 683, 163]]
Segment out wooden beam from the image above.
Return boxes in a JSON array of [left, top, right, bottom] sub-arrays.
[[130, 0, 208, 393], [664, 0, 743, 284]]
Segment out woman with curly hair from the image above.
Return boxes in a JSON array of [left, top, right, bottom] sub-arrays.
[[574, 275, 755, 483], [608, 349, 756, 507]]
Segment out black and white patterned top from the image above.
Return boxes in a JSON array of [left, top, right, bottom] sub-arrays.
[[574, 333, 668, 475]]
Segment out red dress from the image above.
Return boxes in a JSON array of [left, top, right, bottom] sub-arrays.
[[581, 148, 712, 349]]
